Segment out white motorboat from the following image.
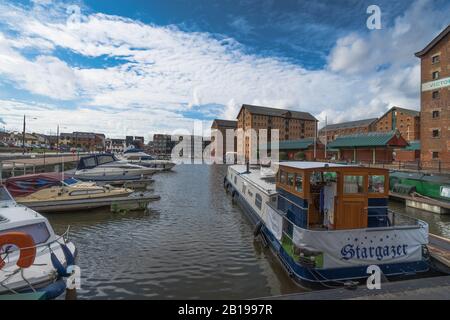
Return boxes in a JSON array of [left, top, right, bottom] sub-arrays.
[[74, 153, 159, 181], [119, 148, 176, 171], [5, 173, 160, 213], [0, 186, 77, 299]]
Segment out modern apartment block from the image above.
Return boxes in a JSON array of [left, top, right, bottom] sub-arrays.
[[374, 106, 420, 142], [319, 118, 377, 143], [236, 104, 317, 162], [415, 25, 450, 168]]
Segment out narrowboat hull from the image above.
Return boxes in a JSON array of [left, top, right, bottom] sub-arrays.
[[225, 176, 429, 286]]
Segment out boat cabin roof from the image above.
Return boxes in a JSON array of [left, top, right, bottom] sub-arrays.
[[278, 161, 388, 174], [0, 187, 47, 229], [230, 165, 277, 195], [77, 153, 119, 170]]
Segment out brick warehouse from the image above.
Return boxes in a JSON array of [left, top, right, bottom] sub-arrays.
[[318, 118, 377, 143], [236, 104, 317, 162], [374, 106, 420, 142], [415, 25, 450, 169]]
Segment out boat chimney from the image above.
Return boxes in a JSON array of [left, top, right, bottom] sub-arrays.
[[246, 161, 250, 173]]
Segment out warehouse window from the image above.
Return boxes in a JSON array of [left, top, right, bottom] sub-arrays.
[[432, 152, 439, 159], [432, 55, 440, 64], [432, 110, 440, 119], [432, 91, 440, 99], [432, 71, 439, 80], [432, 129, 440, 138]]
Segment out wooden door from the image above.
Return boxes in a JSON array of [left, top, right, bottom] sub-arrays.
[[335, 173, 368, 230]]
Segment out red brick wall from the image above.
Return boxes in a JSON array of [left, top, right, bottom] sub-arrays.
[[419, 31, 450, 169], [394, 149, 420, 162]]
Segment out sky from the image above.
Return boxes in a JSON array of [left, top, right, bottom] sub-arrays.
[[0, 0, 449, 139]]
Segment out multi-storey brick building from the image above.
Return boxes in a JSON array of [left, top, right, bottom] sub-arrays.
[[415, 25, 450, 169], [210, 119, 237, 160], [319, 118, 377, 143], [60, 132, 105, 151], [236, 104, 317, 162], [374, 106, 420, 142]]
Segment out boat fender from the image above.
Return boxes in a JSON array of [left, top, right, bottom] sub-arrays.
[[253, 221, 263, 237], [0, 232, 36, 269], [38, 279, 67, 300], [50, 251, 70, 277], [60, 243, 75, 267]]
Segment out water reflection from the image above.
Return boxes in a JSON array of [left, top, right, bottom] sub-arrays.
[[46, 165, 308, 299]]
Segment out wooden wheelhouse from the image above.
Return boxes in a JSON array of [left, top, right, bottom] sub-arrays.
[[276, 162, 389, 230]]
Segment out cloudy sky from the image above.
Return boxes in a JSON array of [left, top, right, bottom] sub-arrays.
[[0, 0, 448, 139]]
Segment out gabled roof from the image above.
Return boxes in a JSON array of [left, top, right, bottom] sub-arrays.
[[319, 118, 377, 132], [378, 106, 420, 120], [260, 138, 318, 150], [237, 104, 317, 121], [211, 119, 238, 128], [404, 140, 420, 151], [327, 131, 409, 148], [415, 25, 450, 57]]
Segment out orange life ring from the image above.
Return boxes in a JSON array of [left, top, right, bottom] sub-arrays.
[[0, 232, 36, 269]]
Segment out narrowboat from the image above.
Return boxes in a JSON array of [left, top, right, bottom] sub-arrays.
[[389, 171, 450, 202], [224, 162, 430, 286]]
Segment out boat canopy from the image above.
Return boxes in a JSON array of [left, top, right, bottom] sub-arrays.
[[76, 153, 119, 170], [123, 148, 145, 154], [5, 173, 71, 198]]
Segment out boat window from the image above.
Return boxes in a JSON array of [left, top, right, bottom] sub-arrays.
[[280, 170, 287, 185], [63, 177, 79, 185], [248, 190, 253, 197], [255, 194, 262, 209], [234, 175, 237, 184], [0, 222, 50, 246], [295, 174, 303, 192], [82, 157, 97, 168], [242, 184, 247, 194], [287, 173, 295, 188], [344, 175, 364, 193], [0, 187, 13, 201], [368, 175, 385, 193], [98, 155, 115, 165]]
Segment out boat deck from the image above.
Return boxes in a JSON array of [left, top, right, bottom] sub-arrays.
[[257, 275, 450, 300], [230, 165, 277, 195]]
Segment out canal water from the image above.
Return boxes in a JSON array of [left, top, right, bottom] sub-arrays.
[[46, 164, 450, 299]]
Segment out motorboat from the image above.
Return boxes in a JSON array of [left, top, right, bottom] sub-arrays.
[[224, 162, 430, 287], [119, 148, 175, 171], [0, 186, 77, 299], [5, 173, 160, 213], [74, 153, 159, 182]]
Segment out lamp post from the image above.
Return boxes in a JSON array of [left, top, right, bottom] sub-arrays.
[[22, 115, 37, 154]]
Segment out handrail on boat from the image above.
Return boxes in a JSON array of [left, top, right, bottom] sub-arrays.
[[266, 201, 426, 233]]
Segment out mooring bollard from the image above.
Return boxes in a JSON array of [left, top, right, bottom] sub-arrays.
[[65, 287, 77, 300]]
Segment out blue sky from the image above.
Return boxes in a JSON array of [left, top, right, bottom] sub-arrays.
[[0, 0, 449, 138]]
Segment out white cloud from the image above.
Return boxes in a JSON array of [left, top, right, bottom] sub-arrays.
[[0, 0, 447, 135]]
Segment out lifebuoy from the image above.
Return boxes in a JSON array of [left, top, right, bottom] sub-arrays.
[[0, 232, 36, 269]]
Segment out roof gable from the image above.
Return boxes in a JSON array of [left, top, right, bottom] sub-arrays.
[[415, 25, 450, 57], [319, 118, 378, 132], [239, 104, 317, 121]]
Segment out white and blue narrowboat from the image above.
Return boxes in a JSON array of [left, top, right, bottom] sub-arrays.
[[224, 162, 429, 286]]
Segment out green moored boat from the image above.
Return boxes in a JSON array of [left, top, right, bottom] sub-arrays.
[[389, 171, 450, 202]]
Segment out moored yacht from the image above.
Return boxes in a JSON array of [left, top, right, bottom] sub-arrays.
[[224, 162, 430, 286], [119, 148, 175, 171], [0, 186, 77, 298], [5, 173, 159, 213], [74, 153, 158, 182]]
